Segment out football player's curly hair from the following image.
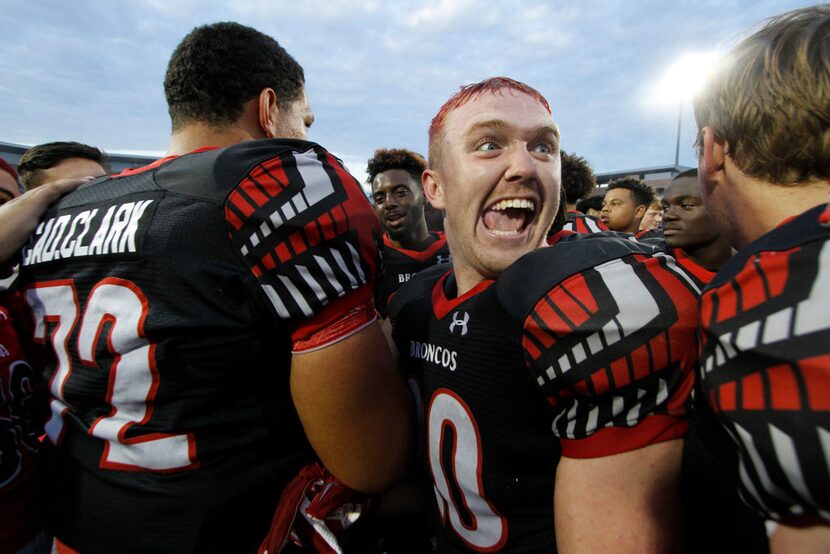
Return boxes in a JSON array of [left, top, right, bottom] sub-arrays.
[[366, 148, 427, 186], [607, 177, 655, 208], [560, 150, 596, 205], [164, 22, 305, 130]]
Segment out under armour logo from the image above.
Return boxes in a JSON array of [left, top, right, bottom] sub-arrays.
[[449, 311, 470, 336], [436, 254, 452, 265]]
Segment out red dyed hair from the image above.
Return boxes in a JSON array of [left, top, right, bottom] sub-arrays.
[[0, 157, 18, 181], [427, 77, 551, 166]]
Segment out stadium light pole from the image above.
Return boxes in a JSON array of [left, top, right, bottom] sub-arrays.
[[653, 52, 719, 170], [675, 104, 682, 167]]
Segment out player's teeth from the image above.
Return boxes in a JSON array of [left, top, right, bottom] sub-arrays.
[[492, 199, 535, 211], [491, 229, 520, 236]]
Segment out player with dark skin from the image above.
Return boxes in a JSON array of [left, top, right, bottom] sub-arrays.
[[370, 150, 431, 250], [369, 148, 451, 317], [12, 22, 414, 554], [661, 169, 732, 272], [600, 178, 654, 233]]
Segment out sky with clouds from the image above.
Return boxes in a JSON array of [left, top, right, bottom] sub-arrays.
[[0, 0, 817, 183]]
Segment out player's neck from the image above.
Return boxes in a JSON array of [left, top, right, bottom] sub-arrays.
[[388, 221, 431, 250], [167, 123, 262, 157], [453, 264, 489, 297], [729, 170, 829, 248], [625, 220, 642, 234], [685, 237, 733, 272]]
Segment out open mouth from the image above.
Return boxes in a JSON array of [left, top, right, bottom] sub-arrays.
[[482, 198, 536, 236]]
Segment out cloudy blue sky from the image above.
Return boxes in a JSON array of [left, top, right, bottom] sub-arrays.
[[0, 0, 816, 183]]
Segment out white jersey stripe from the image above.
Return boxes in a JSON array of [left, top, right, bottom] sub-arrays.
[[330, 247, 358, 288], [278, 274, 313, 318], [769, 424, 816, 506], [297, 265, 328, 305], [346, 242, 366, 283], [315, 255, 345, 297], [261, 284, 291, 319]]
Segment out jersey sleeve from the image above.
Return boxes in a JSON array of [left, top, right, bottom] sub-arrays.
[[223, 144, 382, 352], [521, 253, 698, 458]]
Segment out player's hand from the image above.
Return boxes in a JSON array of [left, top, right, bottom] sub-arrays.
[[0, 177, 92, 262]]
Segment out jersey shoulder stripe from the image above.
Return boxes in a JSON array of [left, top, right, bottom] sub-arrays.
[[708, 203, 829, 289], [498, 234, 660, 320], [220, 141, 381, 343]]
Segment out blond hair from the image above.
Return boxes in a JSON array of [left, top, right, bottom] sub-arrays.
[[693, 5, 830, 184]]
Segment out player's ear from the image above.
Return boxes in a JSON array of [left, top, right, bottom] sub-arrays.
[[422, 169, 445, 210], [701, 126, 726, 179], [258, 88, 279, 138], [634, 204, 646, 220]]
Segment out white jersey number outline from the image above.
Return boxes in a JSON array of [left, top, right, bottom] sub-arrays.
[[428, 388, 508, 551], [26, 278, 196, 472]]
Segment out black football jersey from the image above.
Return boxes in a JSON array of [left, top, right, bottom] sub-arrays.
[[389, 232, 699, 553], [17, 139, 381, 553], [375, 232, 451, 317], [699, 202, 830, 525]]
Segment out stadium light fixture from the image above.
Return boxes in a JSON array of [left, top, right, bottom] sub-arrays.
[[653, 52, 720, 167]]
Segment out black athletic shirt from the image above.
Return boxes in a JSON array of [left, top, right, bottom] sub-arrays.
[[389, 231, 699, 552], [18, 139, 381, 553], [375, 231, 451, 317]]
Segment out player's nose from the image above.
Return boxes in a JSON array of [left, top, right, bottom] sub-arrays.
[[504, 145, 538, 183]]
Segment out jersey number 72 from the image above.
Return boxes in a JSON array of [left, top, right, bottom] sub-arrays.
[[25, 278, 197, 472]]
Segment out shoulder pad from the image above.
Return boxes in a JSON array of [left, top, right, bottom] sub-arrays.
[[155, 138, 321, 203], [498, 234, 657, 320]]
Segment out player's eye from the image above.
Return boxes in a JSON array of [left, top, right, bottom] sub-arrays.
[[374, 196, 385, 204], [476, 139, 499, 152], [531, 143, 553, 154], [682, 202, 697, 209]]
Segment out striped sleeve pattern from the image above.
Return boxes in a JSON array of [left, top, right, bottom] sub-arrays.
[[224, 145, 381, 341], [522, 254, 698, 458]]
